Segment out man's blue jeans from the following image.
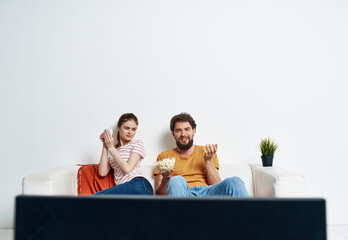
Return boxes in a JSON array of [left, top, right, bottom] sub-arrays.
[[167, 176, 249, 197], [93, 177, 153, 195]]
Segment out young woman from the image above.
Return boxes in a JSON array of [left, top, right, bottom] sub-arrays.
[[94, 113, 153, 195]]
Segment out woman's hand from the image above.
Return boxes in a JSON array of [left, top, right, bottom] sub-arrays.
[[100, 132, 106, 143], [103, 130, 115, 150], [100, 132, 107, 150], [203, 144, 218, 162]]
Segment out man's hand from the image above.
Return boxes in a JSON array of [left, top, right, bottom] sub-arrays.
[[203, 144, 218, 162], [160, 170, 174, 180]]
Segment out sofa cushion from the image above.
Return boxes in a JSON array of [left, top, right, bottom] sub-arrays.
[[219, 163, 254, 196]]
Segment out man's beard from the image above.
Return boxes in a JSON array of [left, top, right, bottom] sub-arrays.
[[176, 138, 194, 150]]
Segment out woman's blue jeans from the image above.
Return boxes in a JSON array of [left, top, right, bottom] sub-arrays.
[[93, 177, 153, 195], [167, 176, 249, 197]]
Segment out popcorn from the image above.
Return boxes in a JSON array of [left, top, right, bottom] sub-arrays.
[[155, 157, 176, 173]]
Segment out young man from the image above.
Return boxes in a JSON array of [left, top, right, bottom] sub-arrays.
[[154, 113, 249, 197]]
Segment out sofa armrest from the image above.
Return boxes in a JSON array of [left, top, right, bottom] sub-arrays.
[[22, 165, 81, 196], [251, 165, 305, 197]]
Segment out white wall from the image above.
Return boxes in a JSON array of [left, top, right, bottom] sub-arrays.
[[1, 0, 347, 228]]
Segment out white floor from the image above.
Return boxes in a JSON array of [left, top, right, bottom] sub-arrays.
[[0, 229, 13, 240], [328, 226, 348, 240], [1, 226, 348, 240]]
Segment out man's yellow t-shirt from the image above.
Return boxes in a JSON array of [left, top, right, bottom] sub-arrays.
[[153, 145, 219, 188]]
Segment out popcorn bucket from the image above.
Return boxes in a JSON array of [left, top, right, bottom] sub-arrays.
[[154, 157, 176, 173]]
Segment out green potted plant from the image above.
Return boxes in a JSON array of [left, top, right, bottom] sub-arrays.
[[258, 137, 278, 167]]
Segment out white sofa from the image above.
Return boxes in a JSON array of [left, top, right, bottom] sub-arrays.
[[22, 163, 305, 197]]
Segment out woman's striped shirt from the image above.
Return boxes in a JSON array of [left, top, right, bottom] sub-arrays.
[[108, 139, 145, 185]]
